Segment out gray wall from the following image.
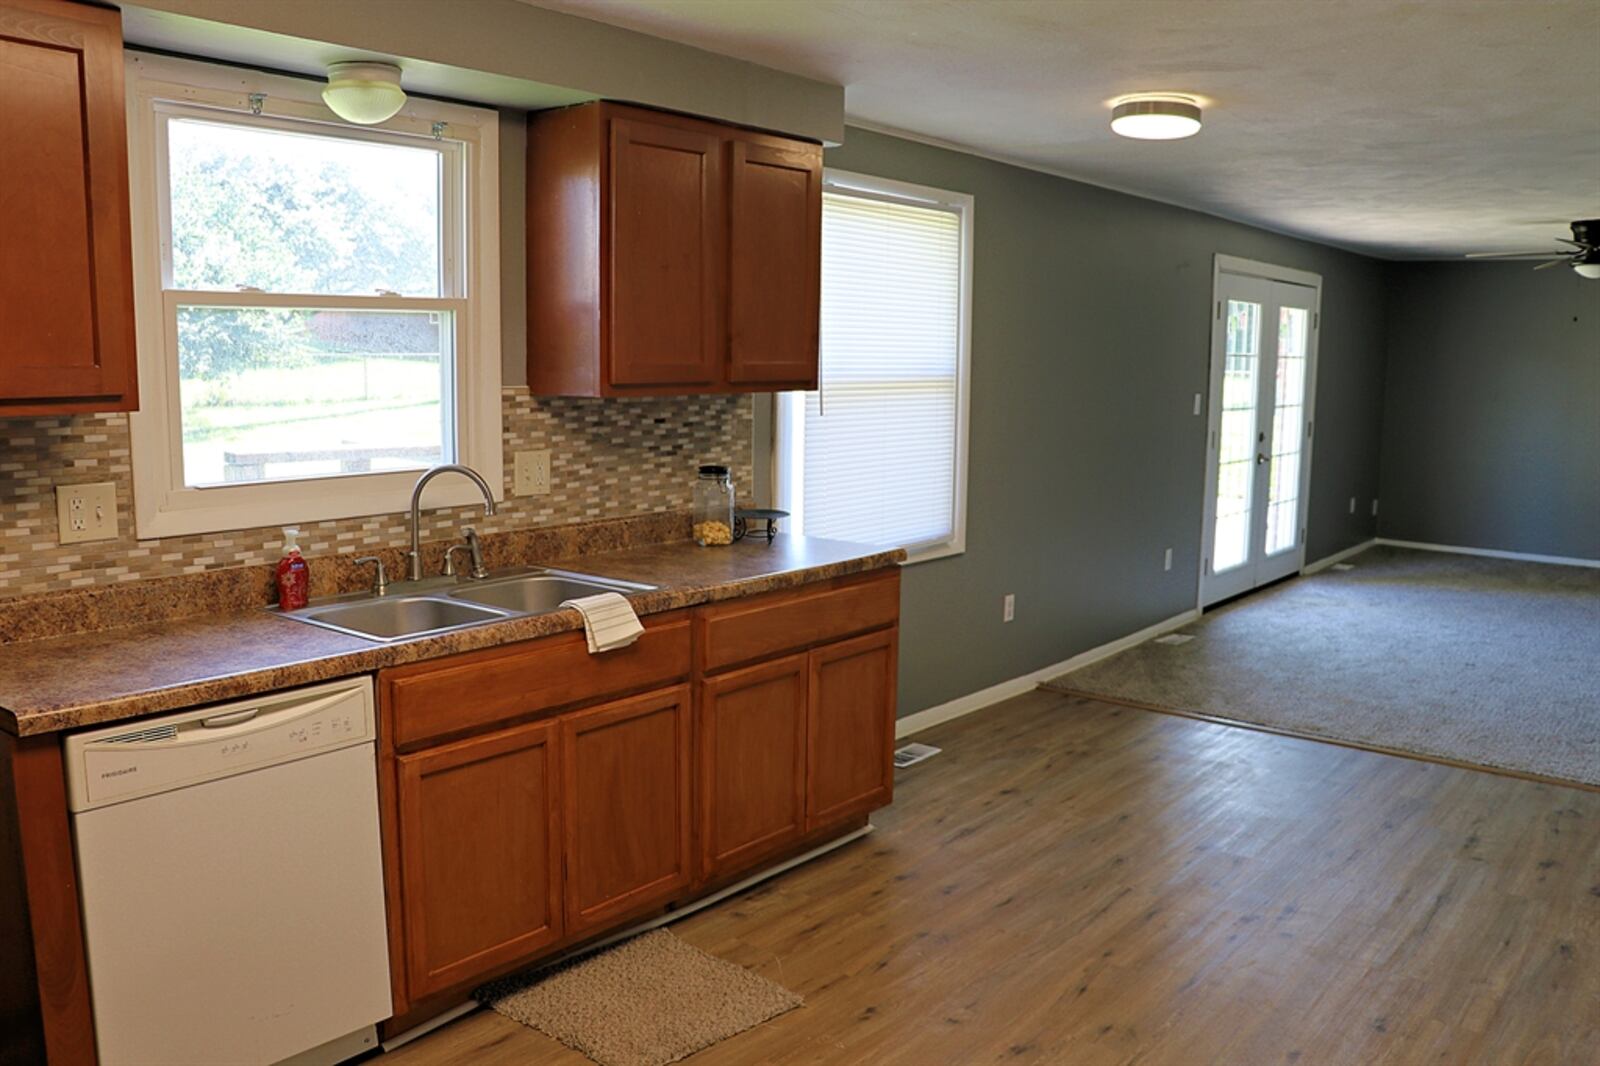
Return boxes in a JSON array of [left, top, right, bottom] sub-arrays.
[[1379, 262, 1600, 561], [775, 128, 1390, 718]]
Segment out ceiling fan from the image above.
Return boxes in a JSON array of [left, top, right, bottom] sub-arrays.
[[1466, 219, 1600, 279]]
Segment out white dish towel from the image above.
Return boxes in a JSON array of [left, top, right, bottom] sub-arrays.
[[561, 592, 644, 653]]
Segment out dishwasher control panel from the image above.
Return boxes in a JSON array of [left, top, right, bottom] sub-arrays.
[[64, 678, 375, 811]]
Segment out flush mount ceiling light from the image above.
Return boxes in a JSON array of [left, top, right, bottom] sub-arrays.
[[322, 61, 406, 125], [1110, 94, 1203, 140]]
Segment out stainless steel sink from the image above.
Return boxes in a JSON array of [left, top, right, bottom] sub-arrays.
[[290, 595, 511, 641], [277, 567, 655, 642], [446, 571, 652, 614]]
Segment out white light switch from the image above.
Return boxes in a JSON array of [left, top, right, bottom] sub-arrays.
[[56, 482, 119, 544]]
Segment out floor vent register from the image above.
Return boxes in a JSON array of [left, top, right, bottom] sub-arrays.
[[893, 742, 942, 769]]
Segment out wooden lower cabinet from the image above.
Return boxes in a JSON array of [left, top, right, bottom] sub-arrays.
[[807, 629, 898, 829], [561, 685, 693, 934], [698, 654, 808, 880], [395, 719, 563, 999], [380, 573, 899, 1025]]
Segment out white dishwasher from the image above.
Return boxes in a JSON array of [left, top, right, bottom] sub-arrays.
[[64, 677, 392, 1066]]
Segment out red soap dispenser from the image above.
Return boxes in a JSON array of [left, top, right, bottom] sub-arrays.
[[276, 527, 310, 610]]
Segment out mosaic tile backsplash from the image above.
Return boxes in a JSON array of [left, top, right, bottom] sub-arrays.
[[0, 389, 753, 600]]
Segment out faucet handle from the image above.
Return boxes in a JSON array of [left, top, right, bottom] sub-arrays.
[[442, 543, 471, 578], [353, 556, 388, 596]]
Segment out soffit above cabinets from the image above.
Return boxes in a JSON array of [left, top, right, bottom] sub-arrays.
[[119, 0, 844, 143]]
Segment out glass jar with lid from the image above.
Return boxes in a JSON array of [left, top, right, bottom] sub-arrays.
[[693, 464, 735, 546]]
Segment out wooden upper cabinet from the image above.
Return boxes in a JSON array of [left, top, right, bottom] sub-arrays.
[[608, 117, 722, 388], [527, 101, 821, 396], [0, 0, 137, 416], [727, 141, 821, 388], [560, 685, 693, 934], [394, 719, 563, 1000]]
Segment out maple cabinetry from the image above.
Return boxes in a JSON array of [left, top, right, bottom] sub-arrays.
[[697, 654, 810, 876], [526, 101, 821, 396], [806, 630, 898, 828], [695, 571, 900, 882], [0, 0, 138, 416], [560, 686, 693, 934], [377, 569, 898, 1031], [394, 720, 563, 999]]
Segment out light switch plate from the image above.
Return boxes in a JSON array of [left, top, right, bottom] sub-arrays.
[[513, 449, 551, 496], [56, 482, 118, 544]]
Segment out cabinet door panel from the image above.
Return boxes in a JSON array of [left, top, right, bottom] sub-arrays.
[[607, 118, 721, 387], [0, 0, 136, 410], [396, 720, 562, 998], [562, 685, 693, 933], [699, 654, 807, 879], [807, 629, 898, 829], [727, 139, 821, 386]]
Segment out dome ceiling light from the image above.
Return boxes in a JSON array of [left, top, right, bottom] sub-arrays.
[[1110, 94, 1203, 141], [322, 61, 406, 125]]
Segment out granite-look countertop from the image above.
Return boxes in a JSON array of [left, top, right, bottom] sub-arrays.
[[0, 535, 902, 736]]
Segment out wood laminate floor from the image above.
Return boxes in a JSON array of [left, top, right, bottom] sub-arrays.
[[386, 691, 1600, 1065]]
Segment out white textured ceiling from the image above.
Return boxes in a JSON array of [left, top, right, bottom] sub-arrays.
[[526, 0, 1600, 259]]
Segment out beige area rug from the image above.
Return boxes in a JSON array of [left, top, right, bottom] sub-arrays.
[[477, 930, 802, 1066], [1042, 546, 1600, 787]]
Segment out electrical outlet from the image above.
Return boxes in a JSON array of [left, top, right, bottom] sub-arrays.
[[513, 449, 551, 495], [1192, 393, 1202, 416], [1349, 496, 1357, 515], [56, 482, 118, 545], [1163, 547, 1174, 572], [1371, 499, 1380, 517], [1003, 593, 1015, 623]]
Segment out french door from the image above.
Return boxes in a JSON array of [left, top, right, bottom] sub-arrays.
[[1200, 261, 1321, 607]]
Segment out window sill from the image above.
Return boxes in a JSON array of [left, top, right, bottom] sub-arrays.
[[899, 539, 965, 566]]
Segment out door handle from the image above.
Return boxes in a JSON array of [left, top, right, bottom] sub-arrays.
[[1257, 453, 1268, 465]]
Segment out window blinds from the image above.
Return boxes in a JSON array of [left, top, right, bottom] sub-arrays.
[[781, 186, 966, 556]]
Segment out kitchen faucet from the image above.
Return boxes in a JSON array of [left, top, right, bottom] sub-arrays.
[[407, 464, 497, 581]]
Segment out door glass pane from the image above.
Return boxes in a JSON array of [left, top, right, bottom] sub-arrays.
[[1213, 299, 1260, 572], [1265, 306, 1309, 555], [167, 117, 443, 297], [177, 306, 451, 487]]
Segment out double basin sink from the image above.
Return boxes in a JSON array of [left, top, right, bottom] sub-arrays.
[[279, 568, 655, 643]]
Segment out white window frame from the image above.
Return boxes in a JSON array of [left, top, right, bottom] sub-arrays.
[[125, 53, 502, 539], [774, 169, 972, 564]]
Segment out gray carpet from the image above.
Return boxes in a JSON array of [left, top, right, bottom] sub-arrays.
[[1042, 546, 1600, 786]]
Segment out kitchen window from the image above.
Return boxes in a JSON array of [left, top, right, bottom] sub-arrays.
[[126, 55, 502, 538], [775, 171, 972, 563]]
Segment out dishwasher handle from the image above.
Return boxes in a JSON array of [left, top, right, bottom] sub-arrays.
[[201, 708, 260, 728]]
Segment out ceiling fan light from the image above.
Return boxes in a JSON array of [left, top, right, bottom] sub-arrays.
[[322, 61, 406, 125], [1111, 95, 1202, 140], [1574, 261, 1600, 280]]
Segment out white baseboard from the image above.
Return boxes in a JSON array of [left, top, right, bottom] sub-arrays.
[[895, 608, 1200, 739], [1375, 538, 1600, 570], [1301, 538, 1378, 575]]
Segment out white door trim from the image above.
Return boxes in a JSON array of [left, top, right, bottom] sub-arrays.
[[1197, 255, 1324, 610]]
